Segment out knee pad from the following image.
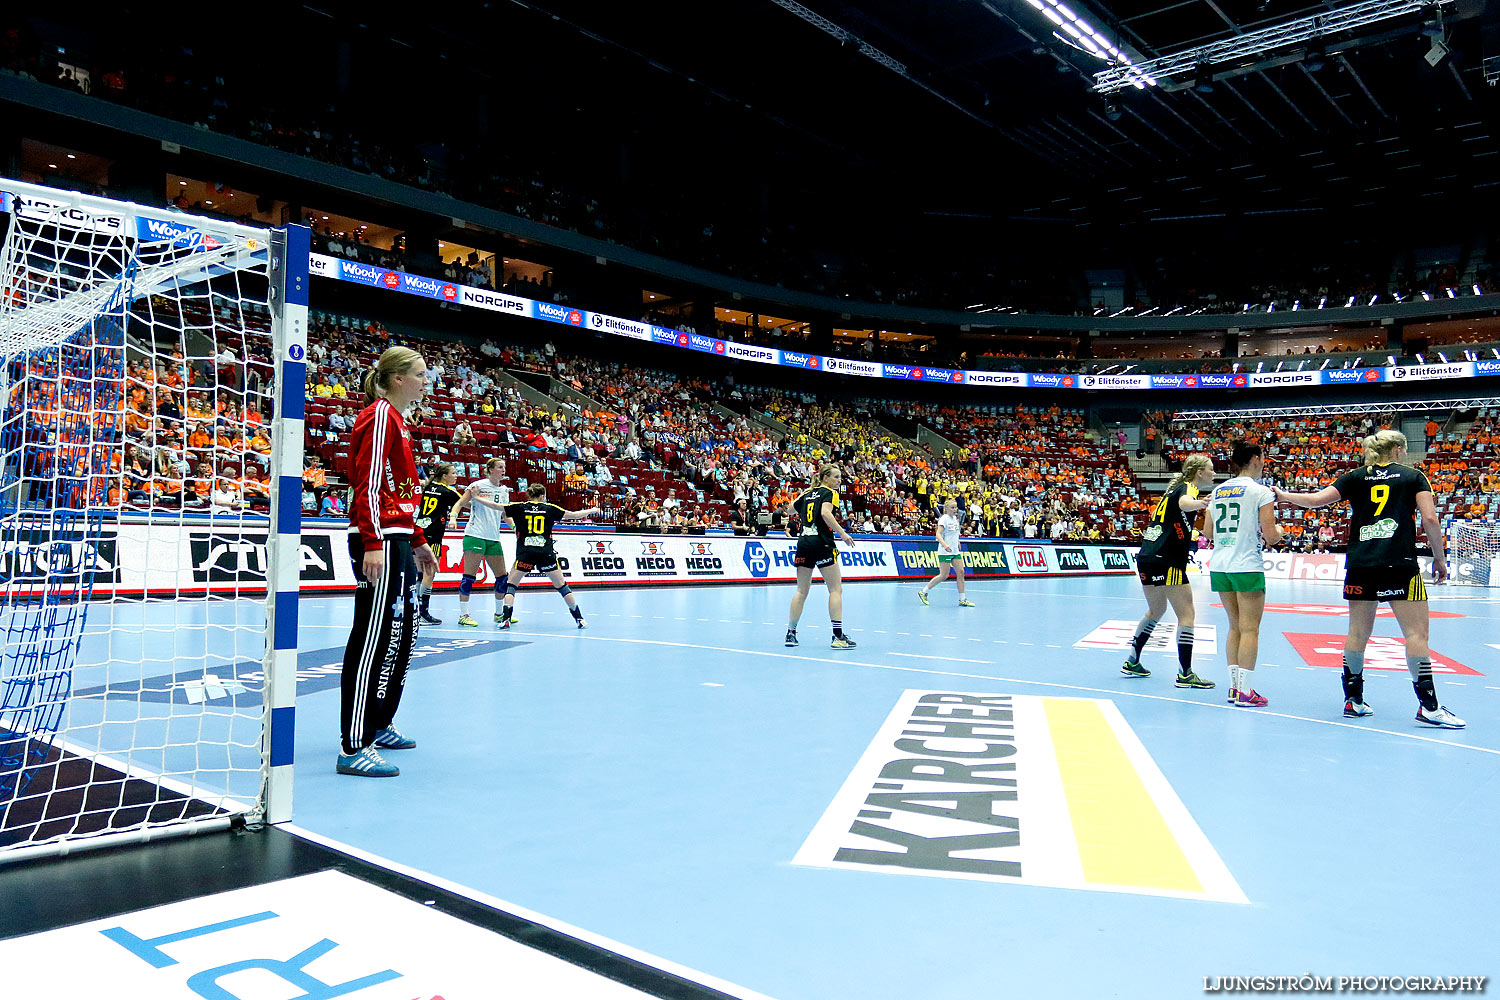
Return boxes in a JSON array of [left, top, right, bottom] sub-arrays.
[[505, 581, 521, 596], [459, 574, 475, 596], [493, 578, 506, 597], [555, 583, 572, 597]]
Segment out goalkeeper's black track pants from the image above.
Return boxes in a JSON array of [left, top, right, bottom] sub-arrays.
[[340, 534, 418, 756]]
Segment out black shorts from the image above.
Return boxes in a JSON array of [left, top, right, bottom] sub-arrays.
[[1137, 560, 1188, 587], [515, 547, 560, 573], [1344, 566, 1426, 602], [794, 538, 838, 570]]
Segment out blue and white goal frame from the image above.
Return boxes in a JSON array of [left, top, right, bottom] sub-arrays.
[[265, 224, 309, 824]]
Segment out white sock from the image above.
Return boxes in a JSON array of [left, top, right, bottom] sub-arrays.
[[1238, 667, 1253, 693], [1228, 664, 1239, 690]]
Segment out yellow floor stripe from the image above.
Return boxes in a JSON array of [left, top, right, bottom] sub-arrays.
[[1042, 698, 1203, 893]]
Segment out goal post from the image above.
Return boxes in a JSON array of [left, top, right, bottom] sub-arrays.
[[264, 223, 309, 824], [0, 178, 307, 861]]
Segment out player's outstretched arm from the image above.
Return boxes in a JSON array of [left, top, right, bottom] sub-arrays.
[[1274, 484, 1341, 509], [448, 484, 476, 523], [562, 506, 602, 521]]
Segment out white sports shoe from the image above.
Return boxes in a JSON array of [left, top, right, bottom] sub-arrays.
[[1415, 704, 1466, 729]]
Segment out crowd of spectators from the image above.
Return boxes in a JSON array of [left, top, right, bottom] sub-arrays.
[[1154, 406, 1500, 552]]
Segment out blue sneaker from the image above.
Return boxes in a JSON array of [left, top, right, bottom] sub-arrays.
[[373, 725, 416, 750], [336, 746, 399, 777]]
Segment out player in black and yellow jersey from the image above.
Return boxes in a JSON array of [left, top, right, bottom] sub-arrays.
[[785, 465, 857, 649], [414, 463, 461, 624], [1276, 429, 1463, 728], [485, 482, 601, 630], [1123, 453, 1217, 689]]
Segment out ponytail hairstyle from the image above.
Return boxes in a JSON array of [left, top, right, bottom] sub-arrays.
[[818, 464, 841, 484], [423, 462, 453, 489], [1362, 428, 1406, 466], [362, 346, 425, 402], [527, 482, 548, 500], [1167, 453, 1213, 494], [1228, 440, 1262, 475]]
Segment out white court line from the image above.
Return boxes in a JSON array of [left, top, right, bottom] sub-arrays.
[[888, 651, 991, 665], [280, 824, 779, 1000], [458, 631, 1500, 758]]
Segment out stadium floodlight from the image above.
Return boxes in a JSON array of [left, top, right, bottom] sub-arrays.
[[1094, 0, 1456, 93], [1012, 0, 1156, 86]]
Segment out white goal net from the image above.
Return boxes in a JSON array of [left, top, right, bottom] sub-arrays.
[[1447, 519, 1499, 587], [0, 180, 304, 860]]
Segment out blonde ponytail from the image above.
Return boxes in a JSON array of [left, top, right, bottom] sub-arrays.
[[1362, 429, 1406, 466], [1167, 452, 1212, 494], [363, 346, 424, 402]]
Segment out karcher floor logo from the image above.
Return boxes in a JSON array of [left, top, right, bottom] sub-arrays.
[[794, 690, 1245, 902]]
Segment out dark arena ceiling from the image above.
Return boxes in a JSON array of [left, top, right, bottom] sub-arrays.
[[46, 2, 1500, 237]]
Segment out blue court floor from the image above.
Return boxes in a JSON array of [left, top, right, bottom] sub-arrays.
[[124, 577, 1500, 997]]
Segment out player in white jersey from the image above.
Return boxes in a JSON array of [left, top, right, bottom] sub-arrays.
[[1205, 442, 1283, 708], [447, 457, 515, 627], [918, 498, 976, 607]]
